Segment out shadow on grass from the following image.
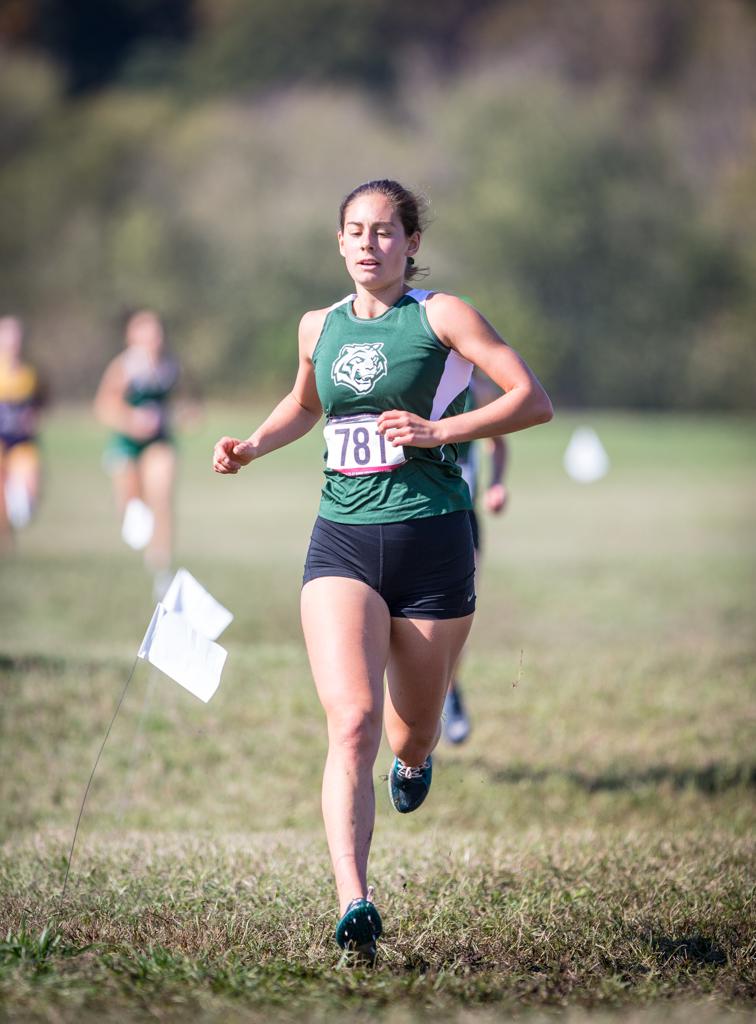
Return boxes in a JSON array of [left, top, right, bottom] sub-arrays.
[[459, 759, 756, 795], [651, 934, 728, 966], [0, 651, 126, 676]]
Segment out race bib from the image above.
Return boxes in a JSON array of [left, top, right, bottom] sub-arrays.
[[324, 414, 406, 476]]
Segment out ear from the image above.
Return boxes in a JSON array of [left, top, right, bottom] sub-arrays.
[[406, 231, 420, 257], [337, 230, 346, 258]]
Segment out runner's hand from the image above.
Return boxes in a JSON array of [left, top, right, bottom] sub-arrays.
[[376, 410, 443, 448], [213, 436, 255, 474], [484, 483, 508, 514]]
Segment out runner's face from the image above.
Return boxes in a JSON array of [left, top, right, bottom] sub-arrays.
[[338, 193, 419, 290], [126, 313, 164, 357]]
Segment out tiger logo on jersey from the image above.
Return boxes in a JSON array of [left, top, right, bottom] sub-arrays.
[[331, 342, 388, 395]]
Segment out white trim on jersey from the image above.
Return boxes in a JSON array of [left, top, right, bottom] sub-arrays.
[[430, 348, 473, 463], [406, 287, 472, 460], [430, 348, 473, 421]]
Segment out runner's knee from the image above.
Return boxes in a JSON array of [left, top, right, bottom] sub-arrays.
[[388, 721, 439, 764], [327, 705, 382, 760]]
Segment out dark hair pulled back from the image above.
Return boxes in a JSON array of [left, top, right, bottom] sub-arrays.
[[339, 179, 429, 281]]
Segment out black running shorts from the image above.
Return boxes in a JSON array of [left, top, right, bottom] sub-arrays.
[[302, 510, 476, 620], [468, 508, 480, 553]]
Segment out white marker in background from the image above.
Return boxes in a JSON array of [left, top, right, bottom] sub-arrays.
[[563, 426, 610, 483]]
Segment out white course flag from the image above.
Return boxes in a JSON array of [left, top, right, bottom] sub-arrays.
[[162, 567, 233, 640], [138, 603, 227, 703], [563, 426, 610, 483]]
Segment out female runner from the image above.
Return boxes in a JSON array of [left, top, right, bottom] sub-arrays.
[[213, 179, 553, 961], [0, 315, 46, 549], [95, 309, 181, 598]]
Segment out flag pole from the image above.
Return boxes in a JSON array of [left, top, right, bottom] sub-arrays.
[[61, 655, 140, 899]]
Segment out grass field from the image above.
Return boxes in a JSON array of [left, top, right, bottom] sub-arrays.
[[0, 405, 754, 1023]]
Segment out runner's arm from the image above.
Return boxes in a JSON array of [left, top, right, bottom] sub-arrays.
[[484, 435, 509, 513], [93, 358, 161, 439], [213, 311, 324, 474], [377, 295, 552, 448]]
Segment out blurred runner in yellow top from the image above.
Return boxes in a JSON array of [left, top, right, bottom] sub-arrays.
[[0, 316, 46, 550]]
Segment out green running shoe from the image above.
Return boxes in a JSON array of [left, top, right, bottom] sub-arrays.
[[335, 896, 383, 964], [388, 755, 433, 813]]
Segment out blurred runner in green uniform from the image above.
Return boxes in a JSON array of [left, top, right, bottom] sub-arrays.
[[95, 309, 182, 598], [444, 369, 509, 743]]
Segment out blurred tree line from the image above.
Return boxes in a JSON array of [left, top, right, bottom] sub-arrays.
[[1, 0, 754, 408]]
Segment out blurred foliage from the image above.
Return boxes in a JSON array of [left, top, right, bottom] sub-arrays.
[[0, 0, 755, 407]]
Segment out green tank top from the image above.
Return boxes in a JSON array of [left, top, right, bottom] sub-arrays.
[[312, 289, 473, 524], [455, 387, 477, 465], [111, 350, 179, 449]]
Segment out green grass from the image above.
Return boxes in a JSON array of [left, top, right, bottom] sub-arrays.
[[0, 406, 754, 1022]]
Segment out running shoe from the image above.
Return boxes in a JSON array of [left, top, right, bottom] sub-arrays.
[[443, 684, 471, 744], [335, 896, 383, 964], [388, 755, 433, 813]]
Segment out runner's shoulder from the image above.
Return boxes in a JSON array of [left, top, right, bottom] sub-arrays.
[[424, 292, 486, 346], [99, 351, 130, 388], [299, 306, 332, 357], [425, 291, 480, 316]]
